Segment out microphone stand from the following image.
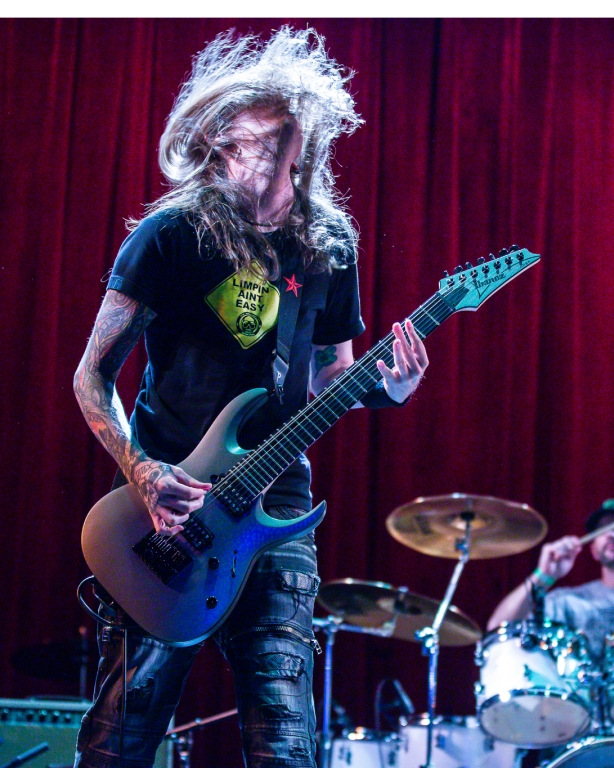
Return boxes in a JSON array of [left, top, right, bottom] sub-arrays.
[[415, 511, 474, 768]]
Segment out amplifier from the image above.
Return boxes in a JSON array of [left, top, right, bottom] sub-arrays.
[[0, 699, 173, 768]]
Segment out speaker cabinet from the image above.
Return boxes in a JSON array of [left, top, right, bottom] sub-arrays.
[[0, 698, 173, 768]]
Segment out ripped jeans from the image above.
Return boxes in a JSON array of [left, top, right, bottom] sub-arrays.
[[75, 510, 320, 768]]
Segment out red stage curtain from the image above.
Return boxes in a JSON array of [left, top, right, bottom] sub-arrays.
[[2, 18, 614, 767]]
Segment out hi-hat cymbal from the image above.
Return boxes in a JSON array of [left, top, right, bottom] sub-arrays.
[[386, 493, 547, 559], [317, 578, 482, 647]]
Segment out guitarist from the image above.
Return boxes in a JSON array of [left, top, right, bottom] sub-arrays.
[[73, 28, 428, 768]]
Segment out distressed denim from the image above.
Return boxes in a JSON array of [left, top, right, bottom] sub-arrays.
[[74, 514, 320, 768]]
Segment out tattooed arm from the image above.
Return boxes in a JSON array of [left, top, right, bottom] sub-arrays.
[[310, 321, 428, 405], [74, 289, 210, 534]]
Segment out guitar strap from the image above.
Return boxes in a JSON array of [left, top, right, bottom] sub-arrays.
[[272, 256, 304, 404]]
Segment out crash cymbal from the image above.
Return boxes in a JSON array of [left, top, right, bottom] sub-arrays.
[[317, 578, 482, 647], [11, 639, 98, 681], [386, 493, 547, 559]]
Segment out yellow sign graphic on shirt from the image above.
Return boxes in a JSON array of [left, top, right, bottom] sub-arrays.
[[205, 265, 280, 349]]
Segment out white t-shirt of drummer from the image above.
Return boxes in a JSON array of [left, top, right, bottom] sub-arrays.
[[545, 579, 614, 659]]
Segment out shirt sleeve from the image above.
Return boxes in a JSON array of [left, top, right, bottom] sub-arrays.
[[311, 262, 366, 345], [107, 212, 177, 315]]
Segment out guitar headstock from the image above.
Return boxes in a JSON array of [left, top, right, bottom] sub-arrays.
[[439, 246, 540, 312]]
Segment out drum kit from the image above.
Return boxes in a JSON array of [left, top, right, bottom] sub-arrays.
[[314, 494, 614, 768]]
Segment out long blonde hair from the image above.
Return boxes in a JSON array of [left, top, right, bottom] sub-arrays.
[[133, 27, 362, 276]]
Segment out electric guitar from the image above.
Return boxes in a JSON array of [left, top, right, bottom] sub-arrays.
[[82, 246, 540, 645]]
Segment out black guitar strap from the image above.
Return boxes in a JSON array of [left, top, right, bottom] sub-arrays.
[[272, 257, 304, 403]]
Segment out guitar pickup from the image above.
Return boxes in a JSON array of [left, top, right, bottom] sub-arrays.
[[133, 531, 193, 584], [181, 517, 214, 552]]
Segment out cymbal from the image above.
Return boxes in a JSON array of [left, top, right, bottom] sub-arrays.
[[317, 578, 482, 647], [386, 493, 547, 559], [11, 640, 98, 681]]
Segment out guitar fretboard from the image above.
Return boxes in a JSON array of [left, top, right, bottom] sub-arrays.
[[207, 284, 466, 515]]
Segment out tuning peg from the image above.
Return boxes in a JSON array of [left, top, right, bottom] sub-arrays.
[[465, 262, 473, 269], [442, 270, 450, 278], [498, 248, 509, 257], [454, 265, 463, 274], [488, 253, 495, 261], [509, 244, 521, 252], [477, 257, 486, 265]]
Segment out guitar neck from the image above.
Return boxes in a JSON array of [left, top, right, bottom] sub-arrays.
[[211, 288, 461, 513]]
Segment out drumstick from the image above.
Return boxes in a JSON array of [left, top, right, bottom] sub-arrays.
[[578, 518, 614, 546]]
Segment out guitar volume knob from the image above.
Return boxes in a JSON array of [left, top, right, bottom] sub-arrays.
[[206, 596, 218, 609]]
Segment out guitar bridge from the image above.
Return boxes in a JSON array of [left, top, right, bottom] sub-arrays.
[[133, 531, 193, 584], [181, 516, 214, 552]]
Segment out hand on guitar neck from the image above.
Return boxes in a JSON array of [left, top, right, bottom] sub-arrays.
[[375, 320, 428, 403]]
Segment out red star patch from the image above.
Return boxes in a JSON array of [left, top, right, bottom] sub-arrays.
[[283, 274, 303, 297]]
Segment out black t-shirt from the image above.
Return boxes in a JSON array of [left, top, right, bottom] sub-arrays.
[[108, 209, 365, 510]]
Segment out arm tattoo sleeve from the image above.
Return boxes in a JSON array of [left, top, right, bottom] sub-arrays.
[[313, 345, 337, 377], [74, 290, 156, 484]]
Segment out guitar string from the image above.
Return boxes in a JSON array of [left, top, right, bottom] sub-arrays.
[[184, 259, 529, 529], [196, 257, 532, 516], [203, 287, 458, 507], [210, 290, 460, 502], [215, 307, 454, 500]]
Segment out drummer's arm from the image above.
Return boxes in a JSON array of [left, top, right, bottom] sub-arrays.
[[487, 578, 538, 630], [487, 537, 582, 631]]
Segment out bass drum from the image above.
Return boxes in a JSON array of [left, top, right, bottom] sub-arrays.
[[476, 621, 593, 748], [544, 737, 614, 766], [399, 715, 520, 768]]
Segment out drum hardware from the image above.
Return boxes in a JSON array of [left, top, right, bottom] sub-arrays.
[[312, 594, 467, 768], [316, 579, 482, 647], [313, 616, 394, 768], [163, 708, 238, 768], [414, 511, 473, 768], [386, 494, 548, 768]]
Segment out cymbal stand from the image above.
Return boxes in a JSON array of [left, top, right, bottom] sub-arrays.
[[415, 511, 474, 768], [313, 615, 396, 768]]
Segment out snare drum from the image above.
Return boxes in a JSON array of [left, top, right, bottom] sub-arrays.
[[475, 621, 593, 748], [544, 736, 614, 766], [399, 715, 519, 768]]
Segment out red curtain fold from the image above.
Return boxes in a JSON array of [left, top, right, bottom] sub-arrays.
[[2, 18, 614, 767]]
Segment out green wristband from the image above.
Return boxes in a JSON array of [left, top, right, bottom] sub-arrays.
[[533, 567, 556, 589]]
